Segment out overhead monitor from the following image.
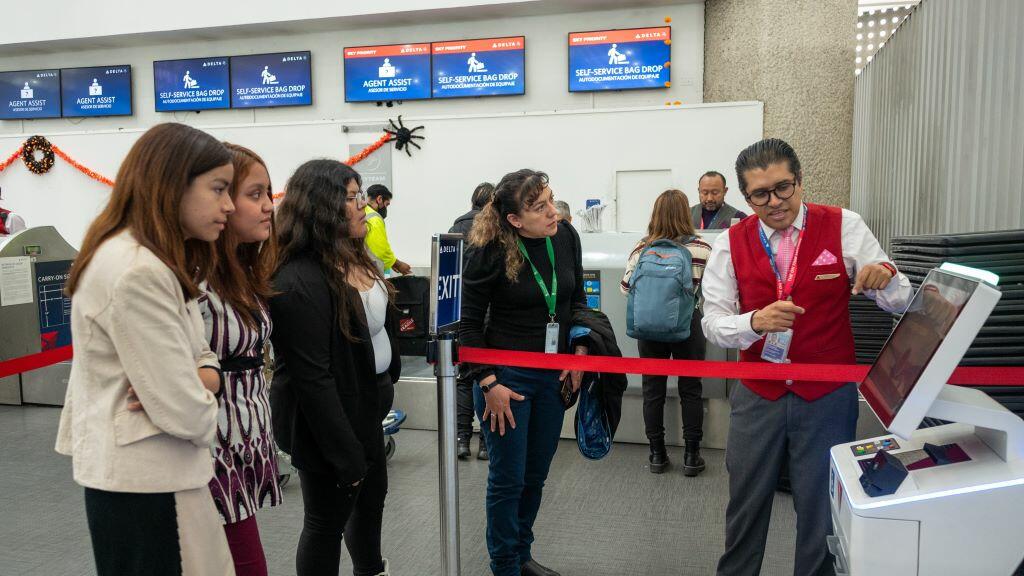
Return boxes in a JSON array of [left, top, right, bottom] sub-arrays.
[[230, 51, 312, 109], [431, 36, 526, 98], [154, 57, 231, 112], [0, 69, 61, 120], [860, 264, 1002, 439], [61, 65, 132, 118], [344, 43, 431, 102], [568, 26, 671, 92]]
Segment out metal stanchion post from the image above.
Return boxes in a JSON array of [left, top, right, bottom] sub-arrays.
[[434, 332, 461, 576]]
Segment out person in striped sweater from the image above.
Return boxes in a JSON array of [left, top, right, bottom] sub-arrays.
[[620, 189, 712, 476]]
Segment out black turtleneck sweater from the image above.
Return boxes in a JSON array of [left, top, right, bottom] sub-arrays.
[[460, 221, 585, 380]]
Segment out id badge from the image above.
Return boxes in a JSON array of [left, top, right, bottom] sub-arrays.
[[761, 329, 793, 363], [544, 322, 560, 354]]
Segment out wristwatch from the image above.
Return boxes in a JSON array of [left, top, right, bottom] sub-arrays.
[[479, 380, 496, 394]]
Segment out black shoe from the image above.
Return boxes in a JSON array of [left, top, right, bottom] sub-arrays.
[[476, 436, 489, 461], [649, 438, 669, 474], [521, 558, 561, 576], [457, 437, 471, 460], [683, 441, 706, 477]]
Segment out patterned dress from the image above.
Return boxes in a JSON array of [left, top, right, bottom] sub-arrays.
[[198, 284, 282, 524]]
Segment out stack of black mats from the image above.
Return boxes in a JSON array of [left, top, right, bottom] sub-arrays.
[[849, 294, 894, 364], [889, 229, 1024, 417]]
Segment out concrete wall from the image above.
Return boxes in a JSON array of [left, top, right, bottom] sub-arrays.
[[703, 0, 858, 207]]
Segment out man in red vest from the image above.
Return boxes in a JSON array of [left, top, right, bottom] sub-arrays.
[[702, 139, 912, 576]]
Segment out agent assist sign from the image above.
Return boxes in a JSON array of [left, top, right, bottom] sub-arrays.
[[430, 234, 463, 334]]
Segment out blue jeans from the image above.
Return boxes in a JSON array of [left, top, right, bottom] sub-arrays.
[[474, 367, 565, 576]]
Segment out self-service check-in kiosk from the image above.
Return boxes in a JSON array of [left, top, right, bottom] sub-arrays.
[[0, 226, 77, 405], [829, 263, 1024, 575]]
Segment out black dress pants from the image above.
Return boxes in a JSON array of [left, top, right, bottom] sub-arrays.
[[636, 312, 706, 443]]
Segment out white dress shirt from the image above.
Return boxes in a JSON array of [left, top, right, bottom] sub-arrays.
[[701, 204, 913, 351]]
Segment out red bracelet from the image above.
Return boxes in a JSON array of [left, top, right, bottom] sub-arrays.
[[879, 262, 898, 277]]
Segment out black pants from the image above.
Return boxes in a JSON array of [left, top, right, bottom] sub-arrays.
[[296, 373, 392, 576], [456, 367, 477, 440], [84, 486, 230, 576], [637, 312, 706, 444], [85, 488, 182, 576]]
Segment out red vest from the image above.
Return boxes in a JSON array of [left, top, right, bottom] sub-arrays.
[[0, 207, 10, 235], [729, 203, 856, 401]]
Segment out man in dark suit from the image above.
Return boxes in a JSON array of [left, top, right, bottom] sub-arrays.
[[691, 171, 748, 230]]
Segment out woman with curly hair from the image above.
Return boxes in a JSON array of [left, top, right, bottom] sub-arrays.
[[461, 169, 588, 576]]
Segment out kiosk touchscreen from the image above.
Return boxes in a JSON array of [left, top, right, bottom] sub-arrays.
[[829, 264, 1024, 575]]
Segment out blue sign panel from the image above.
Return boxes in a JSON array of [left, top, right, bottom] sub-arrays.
[[230, 51, 312, 108], [432, 234, 463, 333], [568, 26, 671, 92], [431, 36, 525, 99], [0, 69, 61, 120], [154, 57, 230, 112], [36, 260, 74, 350], [344, 43, 431, 102], [61, 65, 132, 117]]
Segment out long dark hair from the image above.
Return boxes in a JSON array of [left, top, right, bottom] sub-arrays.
[[275, 159, 391, 341], [67, 123, 230, 298], [199, 143, 277, 327], [468, 169, 549, 281]]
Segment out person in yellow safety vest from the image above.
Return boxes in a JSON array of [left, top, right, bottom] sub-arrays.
[[364, 184, 412, 276]]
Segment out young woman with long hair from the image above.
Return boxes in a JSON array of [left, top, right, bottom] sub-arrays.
[[193, 143, 282, 575], [461, 169, 588, 576], [56, 122, 236, 575], [269, 159, 400, 576], [619, 189, 712, 476]]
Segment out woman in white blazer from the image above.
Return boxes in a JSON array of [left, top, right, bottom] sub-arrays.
[[56, 123, 237, 576]]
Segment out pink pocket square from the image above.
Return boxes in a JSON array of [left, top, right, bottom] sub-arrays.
[[812, 249, 838, 266]]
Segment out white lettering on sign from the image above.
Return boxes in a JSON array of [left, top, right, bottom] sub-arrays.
[[438, 274, 461, 300]]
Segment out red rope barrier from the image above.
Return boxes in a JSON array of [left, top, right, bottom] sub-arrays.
[[459, 347, 1024, 387], [0, 346, 73, 380], [3, 346, 1021, 387]]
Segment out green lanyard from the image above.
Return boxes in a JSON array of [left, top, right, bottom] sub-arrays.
[[516, 237, 557, 321]]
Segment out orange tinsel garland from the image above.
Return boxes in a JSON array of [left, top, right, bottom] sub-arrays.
[[272, 132, 393, 201], [0, 147, 23, 172], [51, 145, 115, 187], [0, 140, 114, 187]]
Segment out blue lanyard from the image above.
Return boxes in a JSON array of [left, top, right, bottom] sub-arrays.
[[756, 213, 806, 300]]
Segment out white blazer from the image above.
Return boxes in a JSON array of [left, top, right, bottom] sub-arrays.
[[56, 229, 220, 493]]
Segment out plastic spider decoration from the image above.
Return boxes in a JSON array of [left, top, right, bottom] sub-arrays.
[[384, 115, 425, 157]]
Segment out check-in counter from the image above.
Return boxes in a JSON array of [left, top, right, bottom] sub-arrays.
[[0, 227, 77, 406]]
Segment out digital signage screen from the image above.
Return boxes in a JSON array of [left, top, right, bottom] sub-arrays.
[[568, 26, 671, 92], [61, 65, 132, 117], [431, 36, 525, 99], [0, 69, 61, 120], [230, 51, 312, 109], [154, 57, 230, 112], [344, 43, 431, 102]]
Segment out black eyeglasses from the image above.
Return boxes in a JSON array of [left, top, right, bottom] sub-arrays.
[[745, 180, 797, 207]]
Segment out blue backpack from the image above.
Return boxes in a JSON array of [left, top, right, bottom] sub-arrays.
[[626, 238, 696, 342]]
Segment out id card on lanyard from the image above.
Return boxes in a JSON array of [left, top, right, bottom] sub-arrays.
[[757, 220, 804, 363], [517, 237, 560, 354]]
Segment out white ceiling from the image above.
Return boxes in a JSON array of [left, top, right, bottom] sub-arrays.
[[0, 0, 695, 57]]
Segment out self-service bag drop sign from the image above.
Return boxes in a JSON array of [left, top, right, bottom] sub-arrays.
[[430, 234, 463, 334]]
